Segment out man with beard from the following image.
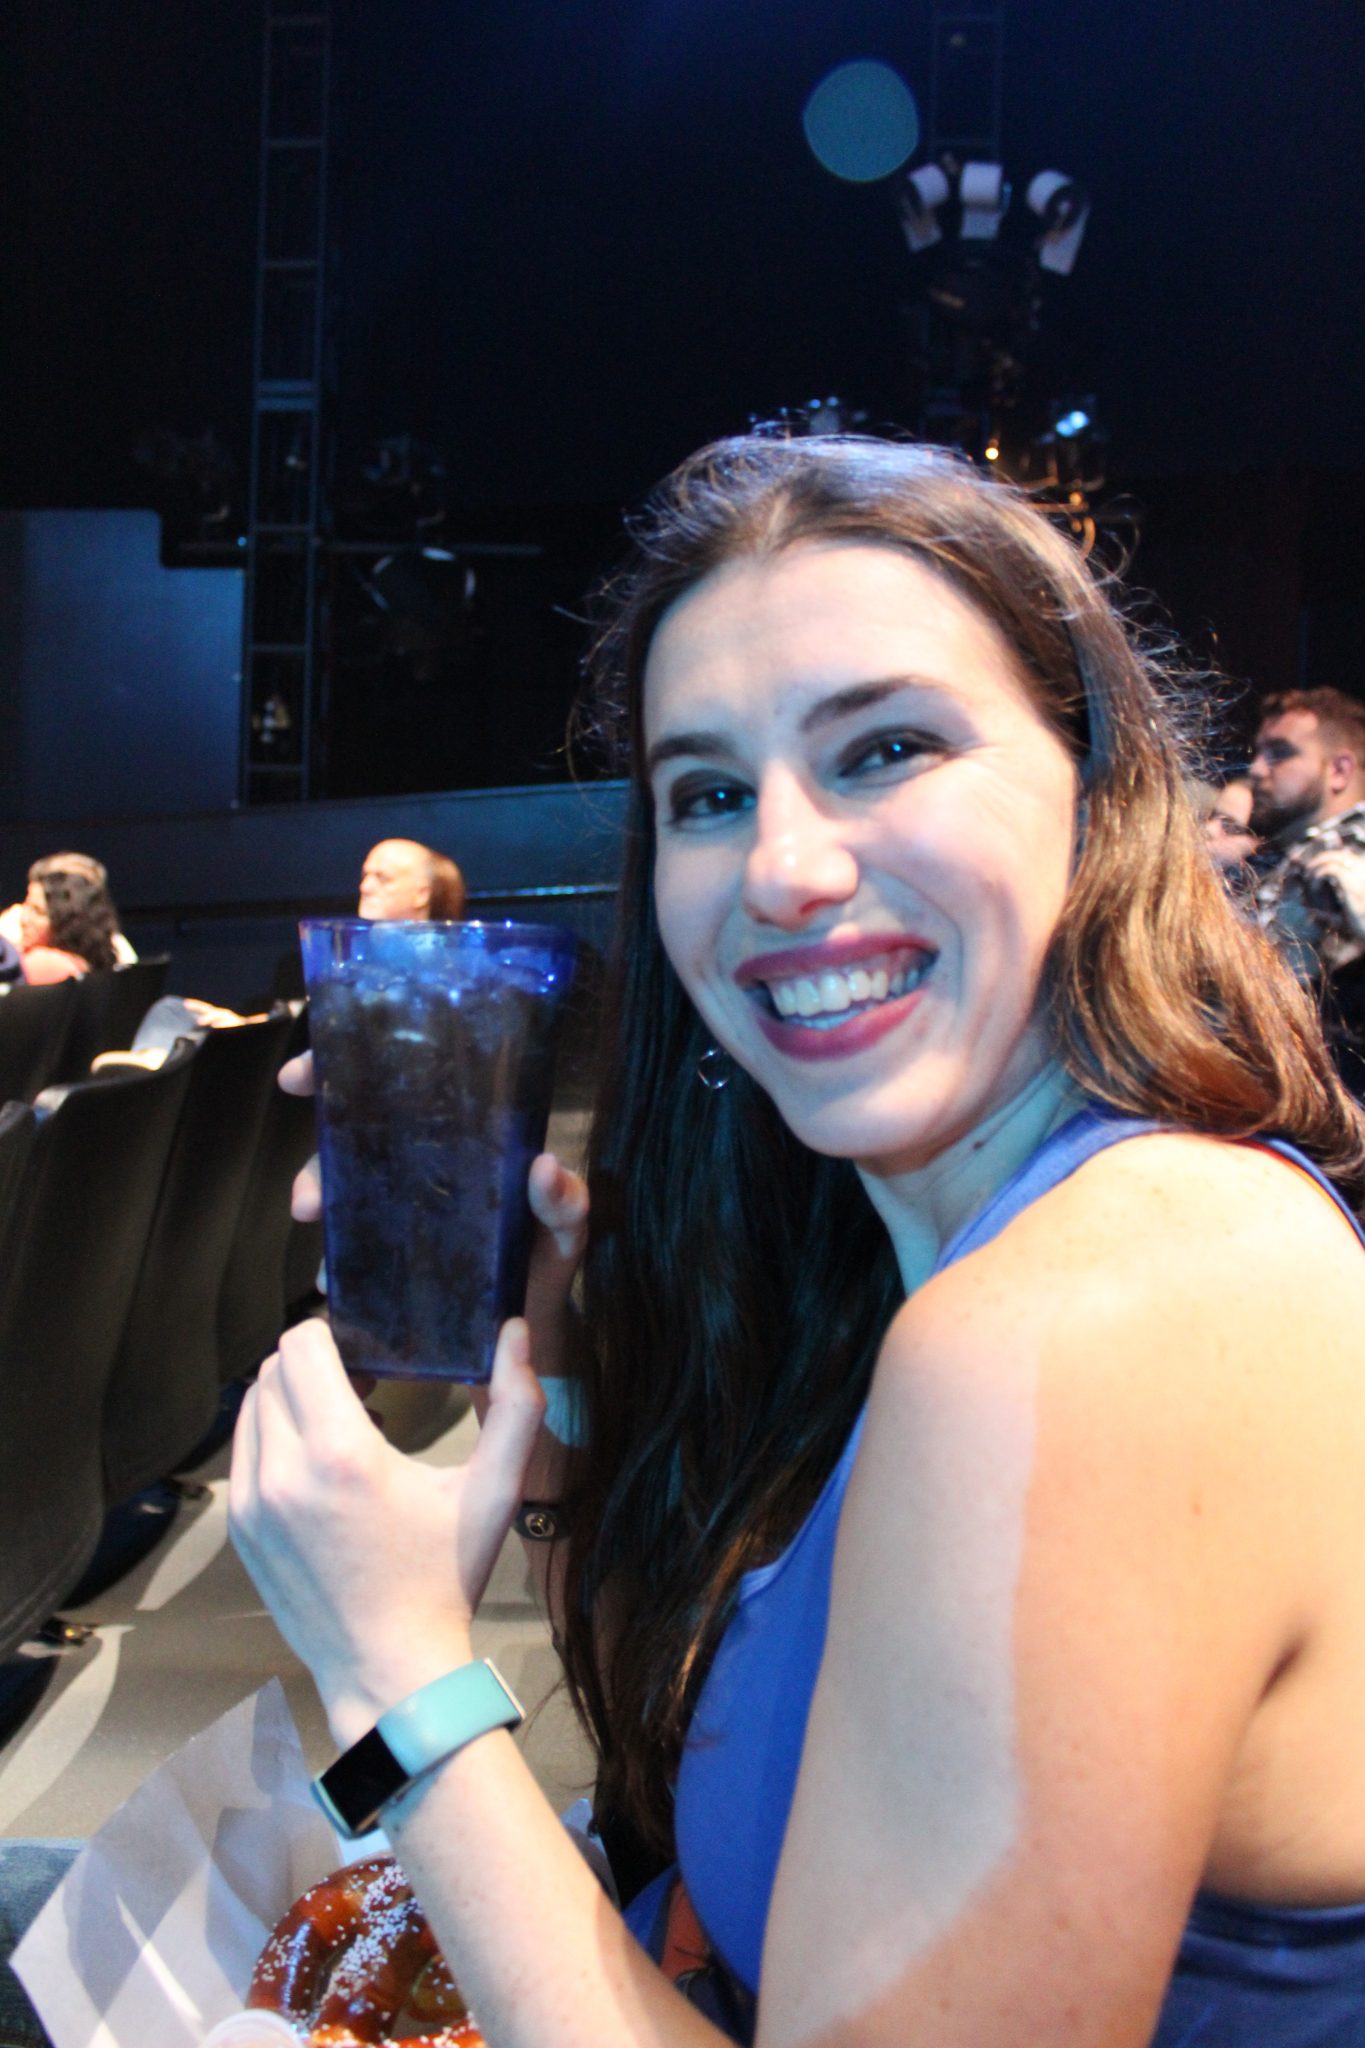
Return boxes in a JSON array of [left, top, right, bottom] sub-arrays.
[[1249, 687, 1365, 1092]]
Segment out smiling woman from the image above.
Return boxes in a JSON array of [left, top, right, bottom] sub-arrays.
[[642, 543, 1078, 1170], [230, 435, 1365, 2048]]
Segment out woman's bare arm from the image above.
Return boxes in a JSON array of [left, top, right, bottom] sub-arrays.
[[230, 1316, 731, 2048]]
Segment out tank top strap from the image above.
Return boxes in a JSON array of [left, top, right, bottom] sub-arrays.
[[931, 1105, 1165, 1277], [931, 1106, 1365, 1276], [1258, 1139, 1365, 1250]]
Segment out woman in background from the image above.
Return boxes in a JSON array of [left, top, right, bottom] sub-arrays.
[[2, 852, 122, 982]]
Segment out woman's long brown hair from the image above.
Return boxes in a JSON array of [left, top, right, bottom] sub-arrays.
[[559, 435, 1365, 1858]]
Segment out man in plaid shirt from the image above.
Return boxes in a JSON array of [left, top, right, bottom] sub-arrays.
[[1249, 687, 1365, 1092]]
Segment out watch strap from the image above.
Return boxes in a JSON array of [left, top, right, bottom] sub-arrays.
[[314, 1658, 524, 1838]]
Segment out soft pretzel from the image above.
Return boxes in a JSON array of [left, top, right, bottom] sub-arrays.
[[248, 1855, 484, 2046]]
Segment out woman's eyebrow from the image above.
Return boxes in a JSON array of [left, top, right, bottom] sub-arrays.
[[798, 675, 936, 733], [644, 729, 741, 778], [645, 676, 938, 779]]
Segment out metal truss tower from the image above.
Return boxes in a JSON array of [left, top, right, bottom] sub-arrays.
[[239, 1, 334, 804]]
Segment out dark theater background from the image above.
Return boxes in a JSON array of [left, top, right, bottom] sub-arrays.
[[1, 0, 1362, 996]]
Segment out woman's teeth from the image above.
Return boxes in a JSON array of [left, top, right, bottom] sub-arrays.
[[765, 952, 932, 1024]]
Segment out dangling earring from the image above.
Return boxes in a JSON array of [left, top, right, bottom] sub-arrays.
[[696, 1046, 731, 1091]]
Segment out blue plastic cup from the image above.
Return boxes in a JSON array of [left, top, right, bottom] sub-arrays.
[[299, 918, 577, 1382]]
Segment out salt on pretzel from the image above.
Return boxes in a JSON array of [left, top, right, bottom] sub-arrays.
[[248, 1855, 485, 2046]]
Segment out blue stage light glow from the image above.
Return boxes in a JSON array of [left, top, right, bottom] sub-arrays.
[[1055, 408, 1092, 438], [802, 59, 919, 185]]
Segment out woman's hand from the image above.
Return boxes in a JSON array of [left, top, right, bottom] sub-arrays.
[[229, 1314, 546, 1747], [1302, 845, 1365, 942], [182, 995, 268, 1030]]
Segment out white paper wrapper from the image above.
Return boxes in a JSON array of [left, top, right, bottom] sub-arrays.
[[11, 1681, 343, 2048], [12, 1678, 614, 2047]]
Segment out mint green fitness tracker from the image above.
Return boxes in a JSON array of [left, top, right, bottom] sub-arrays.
[[314, 1659, 525, 1838]]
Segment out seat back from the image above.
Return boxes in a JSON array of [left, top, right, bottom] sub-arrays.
[[0, 978, 82, 1104], [99, 956, 172, 1058], [0, 1047, 196, 1658], [217, 1006, 321, 1383], [55, 956, 173, 1083], [102, 1012, 294, 1501], [0, 1100, 38, 1242]]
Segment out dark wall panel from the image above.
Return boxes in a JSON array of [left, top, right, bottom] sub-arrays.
[[0, 511, 242, 822]]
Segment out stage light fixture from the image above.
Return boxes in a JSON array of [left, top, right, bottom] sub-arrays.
[[959, 161, 1008, 241], [365, 545, 477, 674], [1034, 396, 1108, 497], [1026, 170, 1091, 275], [898, 160, 951, 253]]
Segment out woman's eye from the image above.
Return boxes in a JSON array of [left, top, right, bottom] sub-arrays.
[[841, 731, 938, 778], [662, 776, 754, 827]]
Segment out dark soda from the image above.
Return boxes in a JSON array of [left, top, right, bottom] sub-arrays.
[[300, 920, 576, 1381]]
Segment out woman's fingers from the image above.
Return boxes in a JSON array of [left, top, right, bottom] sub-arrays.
[[458, 1321, 546, 1594], [471, 1320, 544, 1480], [292, 1159, 323, 1222], [523, 1154, 589, 1385], [282, 1052, 321, 1220], [527, 1153, 590, 1264], [278, 1050, 315, 1097], [266, 1316, 369, 1440]]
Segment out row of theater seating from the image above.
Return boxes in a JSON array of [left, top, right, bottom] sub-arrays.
[[0, 1006, 322, 1684], [0, 959, 173, 1105]]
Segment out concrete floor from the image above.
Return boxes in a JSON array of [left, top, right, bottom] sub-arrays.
[[0, 1404, 595, 1845]]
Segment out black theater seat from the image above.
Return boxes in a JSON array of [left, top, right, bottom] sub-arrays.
[[0, 1045, 196, 1660], [0, 979, 82, 1105], [101, 1011, 294, 1502], [217, 1005, 323, 1384], [0, 1102, 37, 1255], [55, 956, 172, 1084]]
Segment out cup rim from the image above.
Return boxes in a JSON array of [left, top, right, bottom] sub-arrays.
[[298, 915, 577, 950]]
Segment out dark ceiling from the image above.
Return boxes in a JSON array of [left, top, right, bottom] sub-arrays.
[[4, 0, 1363, 513]]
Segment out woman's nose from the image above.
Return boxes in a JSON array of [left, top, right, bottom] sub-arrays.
[[741, 774, 859, 928]]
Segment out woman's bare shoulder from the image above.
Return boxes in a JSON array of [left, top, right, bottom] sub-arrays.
[[872, 1126, 1365, 1505], [913, 1129, 1362, 1341]]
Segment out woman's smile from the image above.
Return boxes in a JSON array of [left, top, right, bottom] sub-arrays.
[[643, 538, 1079, 1170], [736, 932, 939, 1059]]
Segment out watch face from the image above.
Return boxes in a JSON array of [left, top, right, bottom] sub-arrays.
[[315, 1726, 406, 1838]]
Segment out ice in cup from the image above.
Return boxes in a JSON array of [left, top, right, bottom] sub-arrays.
[[299, 918, 577, 1382]]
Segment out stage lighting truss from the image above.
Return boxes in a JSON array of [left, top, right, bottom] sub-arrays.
[[897, 156, 1089, 276]]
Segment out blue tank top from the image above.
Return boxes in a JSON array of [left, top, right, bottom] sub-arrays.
[[626, 1108, 1365, 2045]]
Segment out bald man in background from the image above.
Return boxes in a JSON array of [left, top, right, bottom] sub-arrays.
[[358, 839, 466, 922]]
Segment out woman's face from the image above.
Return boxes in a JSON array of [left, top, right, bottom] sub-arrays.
[[19, 881, 51, 951], [1202, 779, 1259, 871], [643, 540, 1079, 1174]]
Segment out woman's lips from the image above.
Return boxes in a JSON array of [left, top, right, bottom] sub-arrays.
[[735, 937, 937, 1064]]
